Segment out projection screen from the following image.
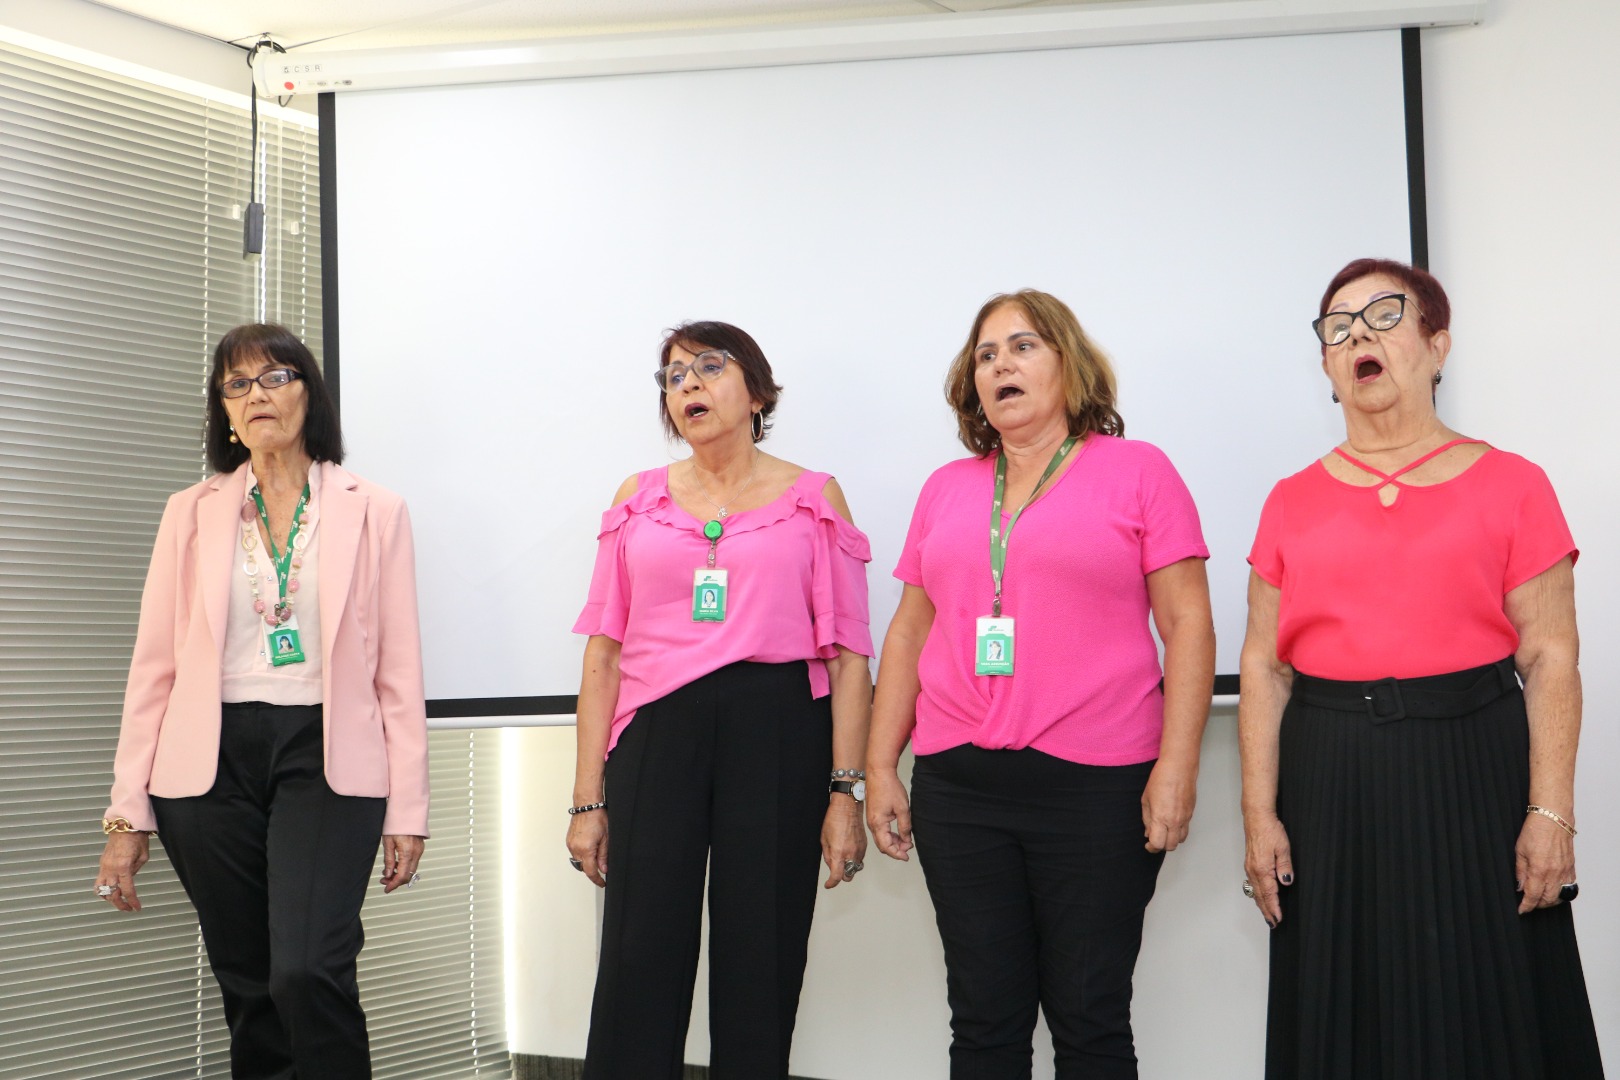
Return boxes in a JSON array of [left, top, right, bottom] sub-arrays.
[[329, 28, 1414, 709]]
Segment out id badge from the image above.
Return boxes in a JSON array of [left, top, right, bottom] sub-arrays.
[[692, 568, 728, 623], [265, 615, 308, 667], [975, 616, 1015, 676]]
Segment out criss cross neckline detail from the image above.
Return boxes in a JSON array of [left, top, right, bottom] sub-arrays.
[[1332, 437, 1487, 488]]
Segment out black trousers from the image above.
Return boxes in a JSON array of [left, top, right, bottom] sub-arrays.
[[911, 746, 1163, 1080], [151, 703, 386, 1080], [583, 662, 833, 1080]]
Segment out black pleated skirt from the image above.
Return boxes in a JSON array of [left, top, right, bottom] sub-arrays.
[[1266, 660, 1605, 1080]]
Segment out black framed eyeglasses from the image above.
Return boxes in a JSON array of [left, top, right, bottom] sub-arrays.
[[654, 350, 731, 392], [221, 368, 302, 399], [1311, 294, 1422, 346]]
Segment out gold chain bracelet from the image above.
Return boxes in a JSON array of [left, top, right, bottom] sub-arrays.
[[102, 817, 140, 835]]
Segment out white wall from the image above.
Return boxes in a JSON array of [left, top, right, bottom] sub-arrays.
[[1424, 0, 1619, 1061]]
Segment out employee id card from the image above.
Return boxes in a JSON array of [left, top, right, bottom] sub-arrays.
[[266, 614, 307, 667], [975, 616, 1014, 675], [693, 568, 728, 622]]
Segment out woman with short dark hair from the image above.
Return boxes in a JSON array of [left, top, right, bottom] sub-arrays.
[[1240, 258, 1604, 1078], [95, 323, 429, 1080], [567, 320, 873, 1080]]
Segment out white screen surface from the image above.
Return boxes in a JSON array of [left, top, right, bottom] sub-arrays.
[[335, 30, 1411, 702]]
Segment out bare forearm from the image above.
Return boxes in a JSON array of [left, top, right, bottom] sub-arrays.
[[828, 649, 872, 773], [573, 640, 620, 804], [1521, 655, 1582, 817], [868, 636, 923, 773], [1238, 656, 1292, 818], [1159, 620, 1215, 770]]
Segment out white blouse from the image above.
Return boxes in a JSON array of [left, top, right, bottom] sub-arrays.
[[221, 464, 324, 706]]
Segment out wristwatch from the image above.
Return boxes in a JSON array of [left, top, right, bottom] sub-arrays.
[[829, 779, 866, 802]]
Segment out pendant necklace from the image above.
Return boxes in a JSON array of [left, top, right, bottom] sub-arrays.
[[691, 450, 760, 520]]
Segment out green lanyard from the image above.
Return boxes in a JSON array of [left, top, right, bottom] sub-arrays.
[[250, 483, 311, 606], [989, 436, 1077, 617]]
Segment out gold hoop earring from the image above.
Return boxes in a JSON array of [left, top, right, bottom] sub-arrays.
[[751, 411, 764, 443]]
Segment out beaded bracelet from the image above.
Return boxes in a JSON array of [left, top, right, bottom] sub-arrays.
[[830, 768, 865, 781], [1526, 805, 1576, 837], [567, 801, 607, 816]]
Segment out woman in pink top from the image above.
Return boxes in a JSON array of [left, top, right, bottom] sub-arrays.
[[566, 321, 874, 1080], [867, 291, 1215, 1079], [94, 325, 429, 1079], [1239, 259, 1602, 1079]]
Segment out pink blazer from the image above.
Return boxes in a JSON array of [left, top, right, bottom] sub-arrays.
[[105, 462, 430, 836]]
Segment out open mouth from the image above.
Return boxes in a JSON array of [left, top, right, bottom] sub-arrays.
[[684, 403, 709, 419], [995, 384, 1024, 402], [1355, 358, 1384, 383]]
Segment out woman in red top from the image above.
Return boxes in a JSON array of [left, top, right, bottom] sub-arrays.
[[1238, 259, 1603, 1079]]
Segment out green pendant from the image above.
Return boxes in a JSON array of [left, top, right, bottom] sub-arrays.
[[703, 519, 724, 541]]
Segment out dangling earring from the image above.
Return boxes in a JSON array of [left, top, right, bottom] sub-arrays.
[[1433, 371, 1443, 385], [228, 426, 239, 444], [1331, 391, 1340, 404], [751, 410, 764, 443]]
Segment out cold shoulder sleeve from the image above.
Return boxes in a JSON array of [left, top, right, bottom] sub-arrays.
[[804, 475, 875, 659], [572, 476, 660, 641]]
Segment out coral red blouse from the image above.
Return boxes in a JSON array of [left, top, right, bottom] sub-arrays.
[[1248, 442, 1577, 681]]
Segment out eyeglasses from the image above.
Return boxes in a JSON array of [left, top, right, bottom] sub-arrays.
[[654, 350, 732, 392], [221, 368, 302, 399], [1311, 294, 1422, 346]]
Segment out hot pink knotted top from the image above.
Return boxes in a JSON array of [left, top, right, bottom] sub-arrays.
[[574, 467, 874, 753], [1248, 442, 1577, 681], [895, 436, 1209, 766]]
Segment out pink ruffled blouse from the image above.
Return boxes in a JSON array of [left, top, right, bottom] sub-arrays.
[[574, 467, 874, 753]]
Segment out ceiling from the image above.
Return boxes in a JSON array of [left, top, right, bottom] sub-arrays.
[[87, 0, 1124, 52]]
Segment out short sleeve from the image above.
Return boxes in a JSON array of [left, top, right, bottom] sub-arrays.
[[893, 473, 937, 587], [1136, 445, 1210, 575], [1503, 463, 1578, 592], [810, 492, 875, 659], [572, 501, 634, 641], [1248, 482, 1287, 588]]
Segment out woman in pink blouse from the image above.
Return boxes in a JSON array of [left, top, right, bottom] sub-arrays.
[[1239, 259, 1603, 1078], [566, 321, 873, 1080], [867, 291, 1215, 1079]]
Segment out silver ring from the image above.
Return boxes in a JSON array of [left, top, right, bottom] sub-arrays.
[[569, 858, 583, 871], [406, 871, 421, 889], [96, 884, 116, 898], [1241, 880, 1256, 899], [843, 859, 864, 876]]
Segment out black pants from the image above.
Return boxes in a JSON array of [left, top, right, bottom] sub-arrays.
[[583, 662, 833, 1080], [911, 746, 1163, 1080], [151, 703, 386, 1080]]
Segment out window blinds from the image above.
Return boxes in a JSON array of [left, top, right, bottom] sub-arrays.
[[0, 37, 506, 1079]]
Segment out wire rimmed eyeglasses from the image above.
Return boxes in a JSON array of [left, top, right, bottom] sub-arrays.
[[221, 368, 303, 399], [1311, 294, 1423, 347], [654, 350, 732, 392]]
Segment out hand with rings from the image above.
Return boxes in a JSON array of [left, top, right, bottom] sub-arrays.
[[822, 796, 868, 890], [95, 830, 150, 913], [380, 834, 426, 894]]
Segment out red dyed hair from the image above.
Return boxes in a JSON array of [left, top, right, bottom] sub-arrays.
[[1318, 258, 1451, 349]]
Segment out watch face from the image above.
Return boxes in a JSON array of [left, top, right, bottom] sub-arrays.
[[851, 779, 866, 801]]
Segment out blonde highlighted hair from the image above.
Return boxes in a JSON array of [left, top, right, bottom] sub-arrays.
[[945, 290, 1123, 456]]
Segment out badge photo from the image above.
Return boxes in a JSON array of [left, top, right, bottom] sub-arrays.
[[692, 568, 729, 623], [975, 616, 1015, 676]]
